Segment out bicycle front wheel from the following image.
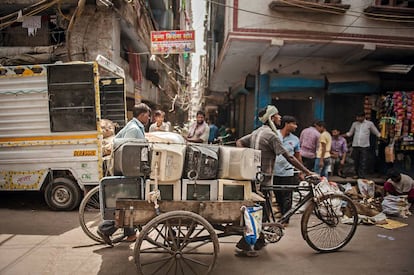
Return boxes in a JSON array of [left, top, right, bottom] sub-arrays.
[[301, 193, 358, 252]]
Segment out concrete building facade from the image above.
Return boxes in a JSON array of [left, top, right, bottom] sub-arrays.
[[206, 0, 414, 135], [0, 0, 193, 124]]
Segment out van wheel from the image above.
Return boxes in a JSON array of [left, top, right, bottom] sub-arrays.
[[44, 178, 82, 211]]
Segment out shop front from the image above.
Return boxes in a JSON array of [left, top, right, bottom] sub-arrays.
[[376, 91, 414, 177], [261, 74, 326, 132]]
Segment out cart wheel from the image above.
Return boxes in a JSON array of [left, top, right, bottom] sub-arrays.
[[78, 186, 123, 243], [134, 210, 219, 275]]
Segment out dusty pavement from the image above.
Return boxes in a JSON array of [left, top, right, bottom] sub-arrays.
[[0, 192, 414, 275]]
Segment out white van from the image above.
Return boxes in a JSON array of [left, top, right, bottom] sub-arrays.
[[0, 57, 127, 210]]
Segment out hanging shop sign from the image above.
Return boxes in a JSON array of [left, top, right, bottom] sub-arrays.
[[150, 30, 195, 55]]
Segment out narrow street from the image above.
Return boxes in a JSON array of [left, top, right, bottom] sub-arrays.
[[0, 192, 413, 275]]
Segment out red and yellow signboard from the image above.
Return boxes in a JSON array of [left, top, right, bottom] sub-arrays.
[[151, 30, 195, 55]]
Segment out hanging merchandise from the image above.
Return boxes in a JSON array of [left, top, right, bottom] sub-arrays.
[[377, 91, 414, 174], [390, 91, 414, 138], [392, 91, 405, 121], [379, 116, 396, 140], [385, 138, 395, 163], [377, 94, 393, 120]]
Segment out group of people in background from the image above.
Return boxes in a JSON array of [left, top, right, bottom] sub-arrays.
[[144, 107, 233, 145], [299, 112, 382, 180]]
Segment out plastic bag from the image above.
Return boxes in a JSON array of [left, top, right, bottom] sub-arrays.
[[315, 177, 342, 197], [241, 205, 263, 245], [357, 179, 375, 199], [292, 180, 311, 213], [382, 195, 411, 218]]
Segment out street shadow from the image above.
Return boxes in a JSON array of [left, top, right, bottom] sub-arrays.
[[0, 191, 80, 235], [94, 242, 137, 274], [0, 191, 49, 210]]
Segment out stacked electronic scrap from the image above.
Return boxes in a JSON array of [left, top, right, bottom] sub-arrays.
[[182, 143, 220, 201], [145, 132, 186, 201], [181, 144, 262, 201], [100, 130, 263, 207], [217, 146, 261, 201], [101, 138, 151, 219]]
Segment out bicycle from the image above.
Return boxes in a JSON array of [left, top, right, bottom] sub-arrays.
[[260, 175, 358, 252]]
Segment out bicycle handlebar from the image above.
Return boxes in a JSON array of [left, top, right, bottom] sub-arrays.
[[255, 171, 321, 183]]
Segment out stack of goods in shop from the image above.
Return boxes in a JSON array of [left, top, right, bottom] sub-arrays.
[[393, 92, 414, 141], [377, 91, 414, 150], [364, 96, 372, 120], [377, 94, 395, 141]]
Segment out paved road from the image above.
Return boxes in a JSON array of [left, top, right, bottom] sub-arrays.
[[0, 192, 413, 275]]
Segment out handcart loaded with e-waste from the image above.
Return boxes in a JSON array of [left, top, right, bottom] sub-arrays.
[[79, 131, 359, 275]]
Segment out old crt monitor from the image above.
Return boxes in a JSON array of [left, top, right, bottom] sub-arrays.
[[99, 176, 144, 220], [145, 179, 181, 201], [184, 144, 219, 179], [218, 179, 252, 201], [149, 143, 186, 181], [218, 146, 261, 180], [181, 179, 218, 201], [145, 131, 186, 144], [113, 138, 151, 176]]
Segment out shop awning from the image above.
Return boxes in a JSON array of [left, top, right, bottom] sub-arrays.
[[327, 72, 380, 94], [269, 75, 325, 93]]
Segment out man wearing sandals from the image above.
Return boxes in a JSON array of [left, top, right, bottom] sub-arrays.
[[236, 105, 312, 256]]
